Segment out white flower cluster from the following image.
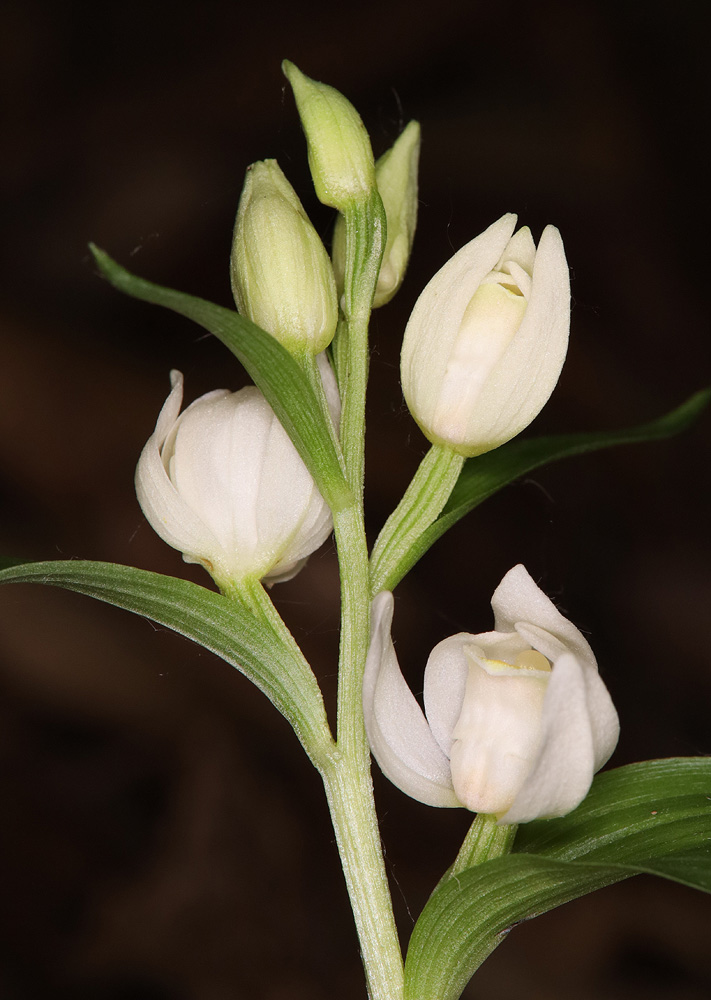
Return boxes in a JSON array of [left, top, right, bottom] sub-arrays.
[[132, 75, 617, 823]]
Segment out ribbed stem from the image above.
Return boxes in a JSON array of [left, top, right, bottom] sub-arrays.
[[370, 444, 464, 595], [336, 191, 386, 497], [451, 814, 518, 876], [322, 755, 405, 1000]]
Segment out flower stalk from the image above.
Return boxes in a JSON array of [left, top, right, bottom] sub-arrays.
[[370, 443, 464, 596], [450, 814, 518, 876], [333, 190, 386, 496]]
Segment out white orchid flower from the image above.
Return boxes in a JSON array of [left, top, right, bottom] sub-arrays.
[[363, 565, 619, 823], [401, 214, 570, 457], [135, 355, 340, 588]]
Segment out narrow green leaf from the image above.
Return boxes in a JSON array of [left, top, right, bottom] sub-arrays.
[[0, 559, 334, 765], [380, 389, 710, 591], [405, 851, 709, 1000], [515, 758, 711, 866], [405, 854, 623, 1000], [405, 759, 711, 1000], [89, 245, 351, 513]]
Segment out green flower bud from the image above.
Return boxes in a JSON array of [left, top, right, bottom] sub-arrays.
[[282, 60, 376, 211], [231, 159, 338, 355], [333, 120, 420, 308]]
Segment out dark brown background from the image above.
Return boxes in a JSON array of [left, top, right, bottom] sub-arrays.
[[1, 0, 709, 997]]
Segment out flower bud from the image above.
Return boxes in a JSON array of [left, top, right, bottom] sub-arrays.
[[363, 565, 619, 823], [333, 120, 420, 308], [401, 214, 570, 457], [135, 358, 340, 588], [282, 60, 376, 210], [231, 159, 338, 355]]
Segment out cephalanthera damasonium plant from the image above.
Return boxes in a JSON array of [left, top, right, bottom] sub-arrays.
[[1, 60, 710, 1000]]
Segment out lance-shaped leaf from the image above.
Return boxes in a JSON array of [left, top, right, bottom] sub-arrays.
[[375, 388, 710, 592], [89, 246, 351, 514], [0, 558, 334, 765], [404, 758, 711, 1000]]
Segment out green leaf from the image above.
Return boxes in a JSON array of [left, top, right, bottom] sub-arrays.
[[404, 759, 711, 1000], [0, 559, 334, 765], [379, 389, 710, 591], [89, 245, 351, 513], [515, 758, 711, 867]]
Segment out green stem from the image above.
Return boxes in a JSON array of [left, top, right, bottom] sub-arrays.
[[333, 503, 371, 751], [322, 756, 405, 1000], [320, 186, 399, 997], [337, 191, 386, 497], [326, 498, 404, 1000], [370, 444, 464, 595], [450, 814, 518, 876]]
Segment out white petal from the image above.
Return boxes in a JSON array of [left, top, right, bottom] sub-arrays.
[[135, 374, 227, 574], [160, 385, 232, 465], [156, 369, 185, 441], [259, 351, 337, 581], [492, 564, 597, 672], [450, 650, 549, 814], [499, 226, 537, 276], [470, 629, 534, 663], [500, 653, 597, 823], [580, 666, 619, 770], [258, 410, 333, 580], [513, 620, 618, 768], [422, 634, 471, 757], [363, 593, 459, 807], [262, 555, 309, 586], [401, 214, 517, 434], [424, 626, 536, 758], [492, 565, 619, 773], [471, 225, 569, 448], [428, 282, 528, 444], [169, 388, 273, 575], [503, 260, 532, 299]]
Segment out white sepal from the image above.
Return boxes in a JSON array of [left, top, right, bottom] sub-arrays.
[[499, 653, 597, 823], [363, 593, 459, 807], [135, 371, 228, 574]]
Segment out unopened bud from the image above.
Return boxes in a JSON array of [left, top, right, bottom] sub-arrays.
[[333, 120, 420, 308], [401, 214, 570, 457], [282, 60, 376, 210], [231, 159, 338, 355]]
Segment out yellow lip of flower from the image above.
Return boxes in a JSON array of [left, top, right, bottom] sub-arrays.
[[478, 649, 553, 675]]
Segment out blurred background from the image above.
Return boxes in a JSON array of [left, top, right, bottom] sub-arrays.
[[0, 0, 709, 997]]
